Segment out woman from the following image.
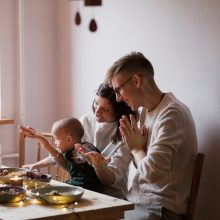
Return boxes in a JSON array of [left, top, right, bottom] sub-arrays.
[[22, 83, 138, 198], [80, 83, 138, 198]]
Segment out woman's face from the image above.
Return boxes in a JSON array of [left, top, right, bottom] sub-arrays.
[[93, 96, 116, 123]]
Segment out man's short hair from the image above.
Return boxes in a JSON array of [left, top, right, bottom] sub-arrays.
[[105, 51, 154, 85]]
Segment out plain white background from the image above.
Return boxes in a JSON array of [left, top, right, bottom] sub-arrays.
[[0, 0, 220, 219]]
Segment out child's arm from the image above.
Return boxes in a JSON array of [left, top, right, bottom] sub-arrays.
[[18, 125, 68, 171], [22, 156, 56, 170]]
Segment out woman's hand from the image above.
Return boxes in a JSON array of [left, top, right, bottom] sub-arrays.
[[84, 152, 115, 185], [84, 151, 110, 170], [85, 152, 114, 185], [74, 143, 109, 168]]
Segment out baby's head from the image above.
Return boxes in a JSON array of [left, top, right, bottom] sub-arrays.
[[51, 117, 84, 152]]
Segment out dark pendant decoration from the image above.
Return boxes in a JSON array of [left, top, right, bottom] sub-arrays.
[[69, 0, 102, 32], [75, 11, 81, 25], [85, 0, 102, 6], [89, 18, 97, 32]]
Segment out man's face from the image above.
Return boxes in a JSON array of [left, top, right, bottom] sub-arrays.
[[111, 74, 138, 111]]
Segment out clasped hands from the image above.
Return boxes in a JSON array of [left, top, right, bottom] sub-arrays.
[[119, 114, 148, 156], [78, 114, 148, 169]]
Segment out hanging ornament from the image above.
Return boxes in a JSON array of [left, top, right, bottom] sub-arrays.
[[73, 0, 82, 26], [89, 18, 97, 32], [69, 0, 102, 32], [75, 11, 81, 25], [84, 0, 102, 6]]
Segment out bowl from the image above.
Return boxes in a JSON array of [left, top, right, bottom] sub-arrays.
[[23, 173, 52, 189], [0, 168, 51, 188], [34, 181, 50, 189], [0, 186, 27, 203], [29, 186, 84, 204], [0, 168, 27, 184]]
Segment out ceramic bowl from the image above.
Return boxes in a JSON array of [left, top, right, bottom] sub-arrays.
[[29, 186, 84, 204], [0, 186, 27, 203], [0, 168, 27, 184]]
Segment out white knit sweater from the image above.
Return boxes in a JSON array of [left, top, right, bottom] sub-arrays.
[[80, 114, 132, 198], [126, 93, 198, 214]]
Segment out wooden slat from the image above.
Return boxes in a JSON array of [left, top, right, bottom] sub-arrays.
[[18, 132, 25, 167], [0, 118, 14, 125]]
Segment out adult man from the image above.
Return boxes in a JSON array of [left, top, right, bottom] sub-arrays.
[[105, 52, 198, 220]]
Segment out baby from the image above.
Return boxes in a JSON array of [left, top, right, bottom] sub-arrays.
[[19, 117, 102, 192]]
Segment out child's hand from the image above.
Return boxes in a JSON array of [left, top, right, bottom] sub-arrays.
[[74, 143, 85, 154], [22, 164, 37, 171], [18, 125, 42, 139]]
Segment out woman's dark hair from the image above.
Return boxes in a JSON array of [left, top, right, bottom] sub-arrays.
[[92, 83, 138, 143]]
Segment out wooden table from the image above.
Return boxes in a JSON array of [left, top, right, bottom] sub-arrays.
[[0, 180, 134, 220]]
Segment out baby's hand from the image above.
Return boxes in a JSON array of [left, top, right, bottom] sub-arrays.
[[22, 164, 36, 171], [18, 125, 42, 139], [74, 143, 93, 154], [74, 143, 85, 154]]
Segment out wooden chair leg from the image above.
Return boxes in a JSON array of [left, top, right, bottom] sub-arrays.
[[19, 132, 25, 167]]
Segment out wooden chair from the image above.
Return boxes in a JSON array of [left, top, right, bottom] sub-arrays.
[[186, 153, 205, 220], [18, 131, 69, 182]]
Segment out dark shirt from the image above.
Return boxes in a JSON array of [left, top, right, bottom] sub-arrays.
[[62, 142, 103, 193]]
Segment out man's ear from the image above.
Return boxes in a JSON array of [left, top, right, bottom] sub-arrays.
[[133, 74, 142, 88]]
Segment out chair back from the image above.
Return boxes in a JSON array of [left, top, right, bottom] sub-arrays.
[[186, 153, 205, 220], [18, 132, 69, 182]]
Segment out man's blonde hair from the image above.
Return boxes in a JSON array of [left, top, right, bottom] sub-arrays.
[[105, 51, 154, 85]]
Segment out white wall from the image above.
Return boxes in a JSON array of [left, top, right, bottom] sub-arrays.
[[0, 0, 220, 219], [0, 0, 58, 166], [0, 0, 20, 166], [66, 0, 220, 219], [23, 0, 58, 129]]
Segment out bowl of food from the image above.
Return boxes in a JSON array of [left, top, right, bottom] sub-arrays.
[[0, 168, 27, 184], [23, 171, 52, 188], [0, 186, 27, 203], [29, 186, 84, 204], [0, 168, 51, 188]]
